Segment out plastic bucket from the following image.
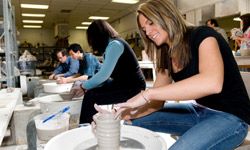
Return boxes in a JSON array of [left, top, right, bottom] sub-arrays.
[[38, 94, 83, 129], [34, 113, 70, 141]]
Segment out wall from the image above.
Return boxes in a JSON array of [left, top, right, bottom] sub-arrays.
[[18, 28, 90, 51], [18, 28, 55, 47], [68, 29, 90, 52], [215, 0, 239, 17], [177, 0, 223, 14], [111, 12, 138, 38]]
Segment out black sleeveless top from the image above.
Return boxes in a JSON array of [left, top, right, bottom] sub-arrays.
[[171, 26, 250, 124], [107, 38, 145, 89]]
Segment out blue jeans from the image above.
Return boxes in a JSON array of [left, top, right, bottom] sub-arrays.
[[130, 103, 248, 150]]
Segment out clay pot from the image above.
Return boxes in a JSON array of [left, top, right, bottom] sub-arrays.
[[93, 113, 120, 150]]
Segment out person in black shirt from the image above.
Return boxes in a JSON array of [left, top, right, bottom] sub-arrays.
[[114, 0, 250, 149], [70, 20, 146, 123]]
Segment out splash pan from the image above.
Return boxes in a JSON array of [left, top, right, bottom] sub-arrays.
[[45, 125, 167, 150]]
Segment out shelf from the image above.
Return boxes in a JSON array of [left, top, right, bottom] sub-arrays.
[[1, 0, 18, 87]]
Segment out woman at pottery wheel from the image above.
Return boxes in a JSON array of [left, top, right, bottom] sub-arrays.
[[70, 20, 146, 123], [113, 0, 250, 150]]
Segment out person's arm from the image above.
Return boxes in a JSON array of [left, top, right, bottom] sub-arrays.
[[58, 74, 88, 84], [82, 40, 124, 90], [49, 73, 55, 80], [54, 74, 64, 80], [116, 37, 224, 110], [145, 37, 224, 101], [53, 64, 64, 75], [64, 57, 79, 77], [122, 69, 172, 120]]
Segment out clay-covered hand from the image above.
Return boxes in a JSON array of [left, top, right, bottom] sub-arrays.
[[54, 75, 61, 80], [91, 104, 111, 135], [56, 77, 68, 84], [114, 91, 149, 119], [48, 74, 55, 80], [70, 80, 85, 98]]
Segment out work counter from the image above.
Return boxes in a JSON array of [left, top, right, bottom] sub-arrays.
[[0, 88, 22, 146], [234, 56, 250, 69]]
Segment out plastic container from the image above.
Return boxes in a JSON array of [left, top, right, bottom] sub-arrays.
[[38, 94, 83, 129], [43, 82, 73, 93], [34, 113, 70, 141]]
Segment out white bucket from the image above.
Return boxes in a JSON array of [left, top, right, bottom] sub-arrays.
[[43, 82, 73, 93], [38, 94, 83, 129], [34, 113, 70, 141]]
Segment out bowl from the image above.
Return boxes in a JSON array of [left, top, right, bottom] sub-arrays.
[[43, 82, 73, 93], [39, 79, 56, 85], [34, 113, 70, 141]]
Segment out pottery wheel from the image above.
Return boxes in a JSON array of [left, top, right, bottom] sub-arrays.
[[45, 125, 167, 150]]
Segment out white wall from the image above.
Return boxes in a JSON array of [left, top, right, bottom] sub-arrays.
[[18, 28, 90, 52], [18, 28, 55, 47], [177, 0, 223, 13], [68, 29, 90, 52], [215, 0, 239, 17], [111, 12, 138, 38]]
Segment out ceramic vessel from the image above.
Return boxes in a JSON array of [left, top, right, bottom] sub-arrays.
[[93, 113, 120, 150]]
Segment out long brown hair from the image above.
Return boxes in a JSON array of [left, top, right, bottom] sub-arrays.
[[137, 0, 191, 74], [87, 20, 120, 55]]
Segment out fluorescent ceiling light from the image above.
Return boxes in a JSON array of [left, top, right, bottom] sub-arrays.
[[22, 13, 45, 17], [81, 22, 92, 25], [21, 4, 49, 9], [23, 25, 42, 28], [112, 0, 139, 4], [88, 16, 109, 20], [233, 17, 241, 21], [76, 26, 88, 29], [22, 20, 43, 23]]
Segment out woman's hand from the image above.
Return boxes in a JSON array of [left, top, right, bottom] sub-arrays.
[[114, 90, 150, 119], [69, 80, 85, 97], [91, 104, 115, 134]]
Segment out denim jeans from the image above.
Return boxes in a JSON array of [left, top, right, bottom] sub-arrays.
[[130, 103, 248, 150]]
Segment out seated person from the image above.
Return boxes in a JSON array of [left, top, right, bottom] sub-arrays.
[[231, 14, 250, 51], [57, 43, 102, 84], [70, 20, 146, 123], [49, 49, 79, 80]]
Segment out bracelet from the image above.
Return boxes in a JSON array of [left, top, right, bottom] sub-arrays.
[[141, 90, 150, 103]]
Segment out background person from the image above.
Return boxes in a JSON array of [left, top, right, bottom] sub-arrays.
[[70, 20, 146, 123], [232, 14, 250, 51], [206, 18, 229, 43], [49, 49, 79, 80], [57, 43, 102, 84], [115, 0, 250, 150]]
